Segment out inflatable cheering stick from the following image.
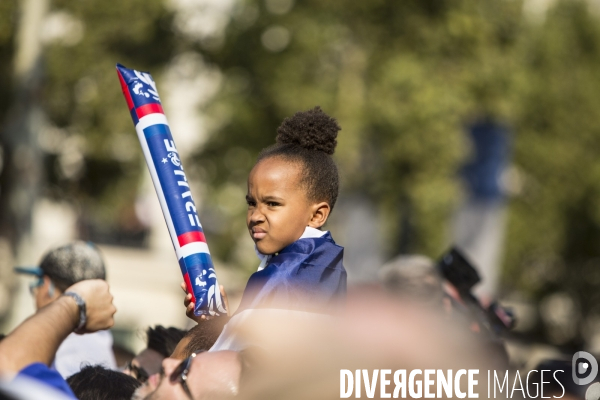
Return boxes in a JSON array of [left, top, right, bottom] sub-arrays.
[[116, 63, 227, 317]]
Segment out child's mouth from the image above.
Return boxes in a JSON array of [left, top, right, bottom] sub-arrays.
[[252, 229, 267, 240]]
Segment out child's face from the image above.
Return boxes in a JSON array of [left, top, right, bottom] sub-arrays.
[[246, 157, 321, 255]]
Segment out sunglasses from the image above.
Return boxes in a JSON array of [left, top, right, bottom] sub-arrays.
[[125, 361, 150, 383], [28, 275, 55, 297], [28, 275, 45, 295], [169, 351, 204, 399]]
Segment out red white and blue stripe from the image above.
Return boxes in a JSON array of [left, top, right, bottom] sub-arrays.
[[116, 64, 226, 316]]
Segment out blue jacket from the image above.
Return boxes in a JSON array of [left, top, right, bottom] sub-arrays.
[[235, 232, 347, 315]]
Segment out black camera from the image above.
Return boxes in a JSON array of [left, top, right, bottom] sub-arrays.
[[437, 247, 515, 338]]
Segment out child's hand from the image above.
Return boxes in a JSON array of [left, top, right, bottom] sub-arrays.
[[220, 285, 231, 317], [180, 282, 204, 323], [180, 283, 231, 322]]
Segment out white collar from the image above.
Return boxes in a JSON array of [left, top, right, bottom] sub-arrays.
[[255, 226, 327, 271]]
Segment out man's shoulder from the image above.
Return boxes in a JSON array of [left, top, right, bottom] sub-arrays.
[[14, 363, 77, 399]]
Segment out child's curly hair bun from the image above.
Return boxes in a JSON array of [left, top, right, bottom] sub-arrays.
[[257, 106, 341, 210], [275, 106, 340, 155]]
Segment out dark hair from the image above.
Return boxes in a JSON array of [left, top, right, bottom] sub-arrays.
[[146, 325, 187, 358], [0, 389, 18, 400], [67, 365, 140, 400], [257, 106, 341, 210], [182, 318, 228, 359], [112, 343, 135, 367]]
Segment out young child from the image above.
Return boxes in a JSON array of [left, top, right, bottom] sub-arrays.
[[184, 106, 347, 350], [239, 106, 347, 312]]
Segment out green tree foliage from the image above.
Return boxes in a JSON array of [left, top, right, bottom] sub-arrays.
[[504, 0, 600, 345], [40, 0, 180, 243], [0, 1, 16, 122], [192, 0, 524, 266]]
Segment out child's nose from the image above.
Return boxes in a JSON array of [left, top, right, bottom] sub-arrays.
[[249, 206, 265, 222]]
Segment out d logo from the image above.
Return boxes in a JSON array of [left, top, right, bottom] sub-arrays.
[[573, 351, 598, 385]]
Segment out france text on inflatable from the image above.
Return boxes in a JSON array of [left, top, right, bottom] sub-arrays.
[[116, 63, 227, 316]]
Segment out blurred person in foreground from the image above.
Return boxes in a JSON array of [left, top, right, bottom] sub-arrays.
[[237, 290, 508, 400], [131, 290, 506, 400], [14, 242, 117, 377], [0, 279, 117, 399]]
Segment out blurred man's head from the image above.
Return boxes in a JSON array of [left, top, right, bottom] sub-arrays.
[[235, 290, 496, 400], [125, 326, 187, 382], [131, 351, 241, 400], [15, 241, 106, 309], [378, 254, 444, 305]]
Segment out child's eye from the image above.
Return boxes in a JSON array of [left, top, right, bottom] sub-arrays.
[[266, 201, 280, 207], [246, 200, 256, 207]]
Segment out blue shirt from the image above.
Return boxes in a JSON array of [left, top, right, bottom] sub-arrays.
[[236, 232, 347, 315], [17, 363, 76, 399]]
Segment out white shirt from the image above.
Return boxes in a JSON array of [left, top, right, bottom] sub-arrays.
[[52, 330, 117, 378]]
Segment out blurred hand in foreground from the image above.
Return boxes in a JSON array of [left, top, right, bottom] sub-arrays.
[[0, 279, 117, 373], [66, 279, 116, 333]]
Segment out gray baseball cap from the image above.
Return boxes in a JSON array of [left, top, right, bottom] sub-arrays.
[[14, 241, 106, 290]]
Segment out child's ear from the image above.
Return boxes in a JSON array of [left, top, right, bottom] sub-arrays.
[[308, 202, 331, 229]]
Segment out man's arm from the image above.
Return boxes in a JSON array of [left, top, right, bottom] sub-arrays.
[[0, 279, 116, 374]]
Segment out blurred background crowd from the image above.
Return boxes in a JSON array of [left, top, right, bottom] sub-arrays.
[[1, 0, 600, 376]]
